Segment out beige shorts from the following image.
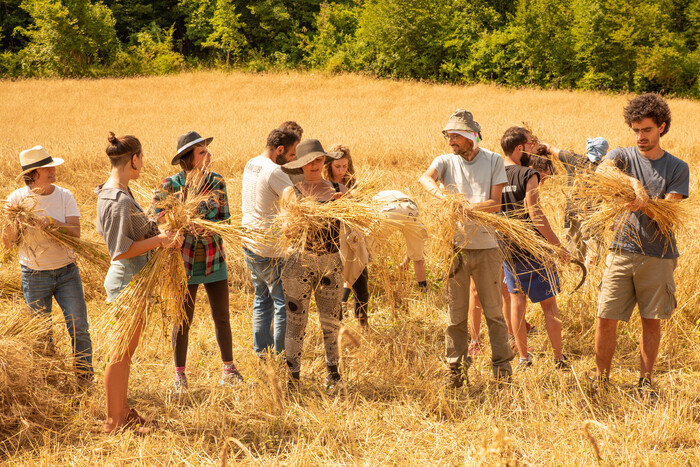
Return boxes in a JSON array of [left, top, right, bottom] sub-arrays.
[[597, 251, 678, 321], [382, 201, 428, 261]]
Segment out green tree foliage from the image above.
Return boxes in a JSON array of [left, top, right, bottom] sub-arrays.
[[16, 0, 120, 76], [201, 0, 246, 67], [0, 0, 699, 98]]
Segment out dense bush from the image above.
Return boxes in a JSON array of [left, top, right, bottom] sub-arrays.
[[0, 0, 698, 97]]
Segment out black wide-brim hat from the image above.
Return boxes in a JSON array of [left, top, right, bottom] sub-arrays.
[[281, 139, 343, 175], [172, 131, 213, 165]]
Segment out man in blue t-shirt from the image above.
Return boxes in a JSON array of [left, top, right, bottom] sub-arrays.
[[594, 93, 689, 398]]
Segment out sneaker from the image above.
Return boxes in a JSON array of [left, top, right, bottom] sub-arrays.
[[637, 377, 658, 403], [219, 367, 244, 387], [172, 374, 188, 396], [468, 340, 482, 357], [516, 355, 533, 371], [325, 371, 342, 390], [554, 355, 570, 370]]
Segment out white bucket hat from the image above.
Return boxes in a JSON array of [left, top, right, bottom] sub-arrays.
[[19, 145, 64, 177]]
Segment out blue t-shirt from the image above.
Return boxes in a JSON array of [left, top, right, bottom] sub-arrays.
[[606, 147, 689, 259]]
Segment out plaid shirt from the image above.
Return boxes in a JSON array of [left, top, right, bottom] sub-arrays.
[[153, 171, 230, 277]]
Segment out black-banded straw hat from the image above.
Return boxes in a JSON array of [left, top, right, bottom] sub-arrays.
[[281, 139, 343, 175], [172, 131, 213, 165], [18, 146, 64, 177]]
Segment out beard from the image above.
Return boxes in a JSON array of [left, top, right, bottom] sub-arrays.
[[520, 152, 531, 167], [275, 152, 288, 165]]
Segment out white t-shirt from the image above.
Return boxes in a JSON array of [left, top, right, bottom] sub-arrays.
[[429, 149, 507, 249], [6, 185, 80, 270], [241, 155, 293, 257]]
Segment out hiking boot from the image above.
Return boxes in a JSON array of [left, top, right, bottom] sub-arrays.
[[468, 340, 482, 357], [516, 355, 533, 372], [172, 374, 188, 396], [445, 366, 468, 389], [219, 366, 244, 387], [554, 355, 570, 370], [637, 378, 658, 403]]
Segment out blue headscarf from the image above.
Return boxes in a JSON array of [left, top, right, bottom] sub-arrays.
[[586, 137, 609, 163]]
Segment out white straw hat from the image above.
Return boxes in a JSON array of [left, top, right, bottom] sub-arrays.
[[19, 145, 64, 176]]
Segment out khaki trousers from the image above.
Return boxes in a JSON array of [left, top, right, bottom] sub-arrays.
[[445, 248, 513, 377]]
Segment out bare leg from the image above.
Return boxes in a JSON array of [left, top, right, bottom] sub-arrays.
[[539, 296, 563, 359], [510, 293, 528, 359], [501, 279, 512, 335], [468, 278, 482, 342], [104, 320, 143, 432], [595, 318, 618, 378], [640, 318, 661, 379]]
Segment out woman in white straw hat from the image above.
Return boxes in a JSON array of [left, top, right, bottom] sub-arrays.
[[2, 145, 94, 385]]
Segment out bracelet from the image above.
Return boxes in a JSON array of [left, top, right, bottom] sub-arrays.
[[47, 216, 53, 226]]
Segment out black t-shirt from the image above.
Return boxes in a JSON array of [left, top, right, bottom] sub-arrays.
[[502, 165, 539, 219], [501, 164, 541, 259]]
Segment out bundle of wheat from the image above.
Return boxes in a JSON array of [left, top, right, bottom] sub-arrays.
[[102, 247, 188, 359], [434, 193, 560, 282], [272, 176, 386, 255], [0, 309, 76, 448], [1, 196, 110, 270], [574, 166, 690, 248]]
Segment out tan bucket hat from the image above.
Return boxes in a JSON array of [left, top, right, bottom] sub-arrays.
[[281, 139, 342, 175], [442, 109, 481, 135], [19, 145, 64, 177]]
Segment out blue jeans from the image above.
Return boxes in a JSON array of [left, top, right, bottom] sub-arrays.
[[21, 262, 94, 380], [244, 247, 286, 354]]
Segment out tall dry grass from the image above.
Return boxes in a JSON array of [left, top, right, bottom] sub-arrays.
[[0, 71, 699, 465]]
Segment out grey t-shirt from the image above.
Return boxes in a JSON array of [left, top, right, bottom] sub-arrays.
[[429, 149, 507, 249], [606, 147, 689, 259], [95, 186, 158, 260]]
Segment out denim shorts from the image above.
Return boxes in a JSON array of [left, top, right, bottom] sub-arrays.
[[104, 254, 149, 302], [503, 256, 560, 304]]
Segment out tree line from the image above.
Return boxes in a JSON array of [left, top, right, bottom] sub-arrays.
[[1, 0, 698, 98]]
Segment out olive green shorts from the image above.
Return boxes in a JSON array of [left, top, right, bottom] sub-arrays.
[[597, 251, 677, 321]]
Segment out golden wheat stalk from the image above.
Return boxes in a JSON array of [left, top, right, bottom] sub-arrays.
[[435, 193, 560, 283], [102, 247, 188, 359], [1, 197, 110, 270], [573, 167, 690, 249]]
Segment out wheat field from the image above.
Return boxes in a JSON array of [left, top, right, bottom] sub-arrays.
[[1, 71, 699, 465]]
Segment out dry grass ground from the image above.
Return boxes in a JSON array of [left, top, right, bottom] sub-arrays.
[[1, 71, 699, 465]]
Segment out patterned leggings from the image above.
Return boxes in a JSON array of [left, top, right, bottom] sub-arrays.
[[282, 252, 343, 374]]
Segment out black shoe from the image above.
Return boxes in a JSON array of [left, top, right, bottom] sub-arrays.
[[637, 377, 658, 403], [587, 375, 609, 396], [288, 371, 300, 391], [325, 371, 342, 390], [554, 355, 570, 370], [445, 365, 468, 389]]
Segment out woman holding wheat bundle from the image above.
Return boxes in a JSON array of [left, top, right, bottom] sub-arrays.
[[2, 146, 94, 385], [153, 131, 243, 396], [322, 145, 370, 327], [96, 133, 182, 434], [280, 139, 348, 389]]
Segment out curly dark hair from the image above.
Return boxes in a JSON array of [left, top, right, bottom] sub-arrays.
[[623, 93, 671, 137]]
